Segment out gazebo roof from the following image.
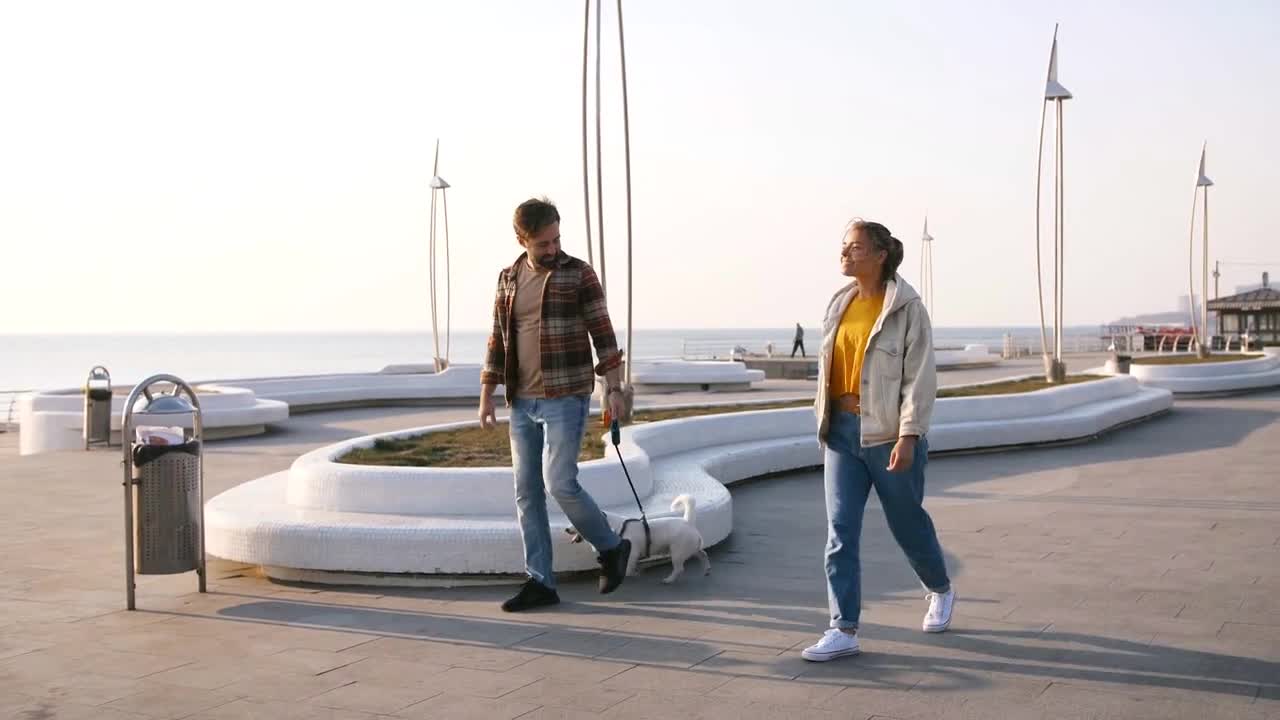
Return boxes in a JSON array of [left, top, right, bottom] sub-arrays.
[[1207, 287, 1280, 311]]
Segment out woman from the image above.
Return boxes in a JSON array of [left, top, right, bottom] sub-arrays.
[[801, 219, 954, 662]]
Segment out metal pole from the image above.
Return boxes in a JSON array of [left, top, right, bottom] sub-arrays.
[[1202, 185, 1210, 352], [594, 0, 606, 295], [122, 414, 135, 610], [920, 244, 925, 313], [926, 245, 936, 311], [617, 0, 634, 385], [1054, 99, 1064, 363], [927, 240, 934, 320], [428, 176, 441, 367], [443, 188, 452, 364], [1034, 99, 1051, 365], [1187, 185, 1200, 343], [195, 406, 206, 593], [581, 0, 594, 267], [1053, 100, 1062, 364]]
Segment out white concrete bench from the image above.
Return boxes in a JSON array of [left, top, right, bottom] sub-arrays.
[[628, 360, 766, 394], [205, 376, 1170, 584], [935, 344, 1001, 369], [18, 385, 288, 456], [1109, 350, 1280, 395]]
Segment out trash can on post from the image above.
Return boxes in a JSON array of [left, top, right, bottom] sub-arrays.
[[83, 366, 113, 449], [1105, 354, 1132, 375], [121, 374, 207, 610]]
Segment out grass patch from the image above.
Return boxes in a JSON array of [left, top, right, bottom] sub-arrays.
[[1130, 353, 1258, 366], [338, 401, 812, 467], [340, 374, 1110, 468], [935, 374, 1103, 398]]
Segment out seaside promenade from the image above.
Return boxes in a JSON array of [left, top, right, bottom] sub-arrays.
[[1, 357, 1276, 719]]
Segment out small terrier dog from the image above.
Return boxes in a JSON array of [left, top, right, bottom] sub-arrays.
[[565, 494, 710, 584]]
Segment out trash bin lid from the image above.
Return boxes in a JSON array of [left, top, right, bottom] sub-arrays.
[[134, 394, 196, 415]]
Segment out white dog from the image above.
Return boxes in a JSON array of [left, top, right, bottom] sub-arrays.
[[566, 494, 710, 584]]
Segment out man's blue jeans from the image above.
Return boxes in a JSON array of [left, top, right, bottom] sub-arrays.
[[510, 394, 621, 588]]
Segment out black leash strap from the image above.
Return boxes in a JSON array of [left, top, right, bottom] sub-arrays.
[[611, 420, 651, 558]]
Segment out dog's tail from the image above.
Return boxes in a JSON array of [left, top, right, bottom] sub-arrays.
[[670, 494, 696, 524]]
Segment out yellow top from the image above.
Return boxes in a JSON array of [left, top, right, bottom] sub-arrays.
[[829, 290, 885, 398]]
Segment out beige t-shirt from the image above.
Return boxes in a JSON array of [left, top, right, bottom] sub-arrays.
[[513, 260, 550, 398]]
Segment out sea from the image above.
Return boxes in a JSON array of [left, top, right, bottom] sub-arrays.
[[1, 326, 1106, 407]]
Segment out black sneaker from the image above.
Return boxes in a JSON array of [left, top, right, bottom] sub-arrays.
[[597, 538, 632, 594], [501, 579, 560, 612]]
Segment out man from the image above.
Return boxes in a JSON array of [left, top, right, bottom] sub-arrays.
[[479, 197, 632, 612], [792, 322, 806, 357]]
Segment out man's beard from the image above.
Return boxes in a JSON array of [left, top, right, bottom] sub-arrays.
[[536, 253, 557, 269]]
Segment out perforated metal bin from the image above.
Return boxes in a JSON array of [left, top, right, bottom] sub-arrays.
[[131, 441, 202, 574], [121, 375, 207, 609]]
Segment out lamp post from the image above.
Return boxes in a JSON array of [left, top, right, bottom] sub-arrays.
[[1189, 144, 1214, 358], [428, 140, 452, 372], [1035, 24, 1072, 382]]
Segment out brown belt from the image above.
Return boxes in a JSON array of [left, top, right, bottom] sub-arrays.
[[832, 394, 861, 414]]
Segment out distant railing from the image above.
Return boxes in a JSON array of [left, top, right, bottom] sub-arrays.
[[1000, 334, 1108, 359], [681, 338, 793, 360], [684, 334, 1109, 361], [1156, 335, 1198, 353]]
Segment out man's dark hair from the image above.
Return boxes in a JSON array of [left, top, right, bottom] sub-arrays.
[[513, 198, 561, 241]]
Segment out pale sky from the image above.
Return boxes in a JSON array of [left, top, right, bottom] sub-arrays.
[[2, 0, 1277, 333]]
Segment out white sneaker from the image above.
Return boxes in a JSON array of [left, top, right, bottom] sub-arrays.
[[800, 629, 861, 662], [923, 588, 955, 633]]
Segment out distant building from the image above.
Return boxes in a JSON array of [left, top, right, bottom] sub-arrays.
[[1208, 273, 1278, 346]]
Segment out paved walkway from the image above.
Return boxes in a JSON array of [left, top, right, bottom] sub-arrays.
[[1, 377, 1276, 719]]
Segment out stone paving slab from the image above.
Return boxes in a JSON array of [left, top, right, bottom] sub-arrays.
[[0, 388, 1277, 719]]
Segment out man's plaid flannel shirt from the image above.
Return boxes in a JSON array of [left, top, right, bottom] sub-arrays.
[[481, 251, 624, 403]]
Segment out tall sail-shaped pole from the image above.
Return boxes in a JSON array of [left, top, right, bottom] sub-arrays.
[[428, 140, 452, 372], [1037, 24, 1072, 382], [1195, 144, 1215, 357]]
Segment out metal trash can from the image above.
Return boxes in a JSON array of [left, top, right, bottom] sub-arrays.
[[131, 441, 202, 574], [121, 374, 206, 610], [83, 366, 113, 449], [1105, 354, 1132, 375]]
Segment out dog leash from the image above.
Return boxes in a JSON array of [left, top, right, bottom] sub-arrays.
[[610, 420, 652, 559]]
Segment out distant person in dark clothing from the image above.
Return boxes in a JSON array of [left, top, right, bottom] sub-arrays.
[[792, 323, 807, 357]]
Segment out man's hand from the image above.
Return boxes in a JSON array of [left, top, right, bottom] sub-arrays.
[[607, 389, 626, 424], [478, 386, 498, 430], [887, 435, 917, 473]]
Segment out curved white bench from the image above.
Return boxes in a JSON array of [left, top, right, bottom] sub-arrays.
[[628, 360, 766, 393], [931, 376, 1172, 450], [935, 344, 1001, 369], [1108, 350, 1280, 395], [17, 385, 288, 456], [205, 375, 1170, 583], [226, 364, 501, 412]]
